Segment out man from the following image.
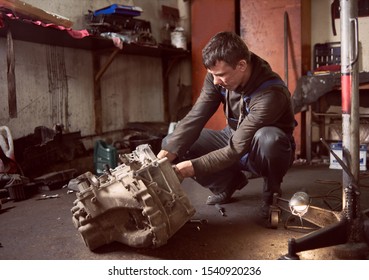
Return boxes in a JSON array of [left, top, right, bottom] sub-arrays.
[[157, 31, 295, 218]]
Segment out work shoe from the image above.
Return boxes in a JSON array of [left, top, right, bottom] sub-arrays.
[[206, 189, 236, 205], [206, 174, 248, 205], [260, 201, 271, 219], [260, 192, 281, 219]]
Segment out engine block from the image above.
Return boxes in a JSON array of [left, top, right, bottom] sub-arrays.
[[71, 144, 195, 250]]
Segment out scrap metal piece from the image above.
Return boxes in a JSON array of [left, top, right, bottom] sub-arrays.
[[37, 194, 60, 200], [215, 203, 226, 216], [71, 144, 195, 250], [189, 219, 208, 225]]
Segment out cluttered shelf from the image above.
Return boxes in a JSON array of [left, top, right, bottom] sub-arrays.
[[294, 73, 369, 162], [0, 14, 190, 58], [0, 2, 191, 127]]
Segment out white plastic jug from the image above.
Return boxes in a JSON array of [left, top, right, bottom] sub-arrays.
[[0, 126, 15, 160]]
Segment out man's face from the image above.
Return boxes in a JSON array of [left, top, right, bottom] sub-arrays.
[[207, 60, 247, 91]]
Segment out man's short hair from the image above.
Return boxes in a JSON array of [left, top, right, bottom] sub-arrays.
[[202, 31, 251, 69]]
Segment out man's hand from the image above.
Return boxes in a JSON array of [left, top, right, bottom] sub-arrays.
[[157, 149, 177, 162], [157, 150, 195, 178], [175, 160, 195, 178]]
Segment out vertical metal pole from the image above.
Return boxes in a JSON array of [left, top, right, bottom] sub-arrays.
[[284, 11, 289, 86], [350, 1, 360, 182], [340, 0, 359, 208]]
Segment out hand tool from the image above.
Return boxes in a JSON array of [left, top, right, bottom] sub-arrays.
[[189, 219, 208, 225], [37, 194, 60, 200]]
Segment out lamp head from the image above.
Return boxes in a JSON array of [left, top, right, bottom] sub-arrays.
[[289, 191, 310, 217]]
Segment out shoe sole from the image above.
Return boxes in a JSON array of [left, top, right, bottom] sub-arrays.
[[206, 199, 231, 205]]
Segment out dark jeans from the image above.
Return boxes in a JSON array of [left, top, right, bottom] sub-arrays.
[[164, 126, 295, 203]]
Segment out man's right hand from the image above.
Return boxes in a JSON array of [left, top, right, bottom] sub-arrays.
[[157, 150, 177, 163]]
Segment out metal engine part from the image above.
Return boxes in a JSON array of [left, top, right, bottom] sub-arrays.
[[71, 144, 195, 251]]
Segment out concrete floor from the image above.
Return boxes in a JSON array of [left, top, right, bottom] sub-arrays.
[[1, 162, 369, 260]]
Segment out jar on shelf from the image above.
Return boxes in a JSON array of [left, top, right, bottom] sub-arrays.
[[171, 27, 187, 50]]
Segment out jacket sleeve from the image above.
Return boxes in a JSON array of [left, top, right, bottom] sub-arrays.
[[191, 87, 292, 176], [162, 73, 223, 157]]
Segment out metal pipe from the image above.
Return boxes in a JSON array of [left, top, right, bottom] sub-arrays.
[[285, 219, 348, 259], [340, 0, 359, 209], [350, 7, 360, 182], [284, 11, 288, 86]]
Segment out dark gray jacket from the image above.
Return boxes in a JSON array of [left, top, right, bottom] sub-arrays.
[[163, 53, 295, 176]]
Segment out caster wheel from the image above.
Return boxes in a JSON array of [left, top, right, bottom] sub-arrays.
[[269, 210, 279, 229]]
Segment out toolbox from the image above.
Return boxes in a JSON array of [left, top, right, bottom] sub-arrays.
[[93, 4, 143, 17], [313, 42, 341, 70]]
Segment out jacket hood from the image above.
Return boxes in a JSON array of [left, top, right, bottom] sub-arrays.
[[238, 53, 281, 96]]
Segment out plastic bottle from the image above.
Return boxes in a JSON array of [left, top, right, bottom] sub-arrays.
[[171, 27, 187, 50], [160, 23, 171, 45]]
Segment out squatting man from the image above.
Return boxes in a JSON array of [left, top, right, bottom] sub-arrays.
[[157, 31, 296, 218]]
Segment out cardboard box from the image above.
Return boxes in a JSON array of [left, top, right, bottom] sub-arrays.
[[329, 142, 367, 171]]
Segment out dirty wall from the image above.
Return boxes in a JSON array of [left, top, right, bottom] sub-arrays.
[[0, 0, 191, 148], [312, 0, 369, 72]]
